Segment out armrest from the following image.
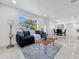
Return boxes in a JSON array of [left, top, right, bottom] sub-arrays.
[[16, 34, 24, 42]]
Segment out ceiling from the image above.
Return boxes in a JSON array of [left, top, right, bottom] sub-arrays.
[[0, 0, 79, 19]]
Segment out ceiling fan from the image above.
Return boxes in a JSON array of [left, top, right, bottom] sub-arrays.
[[71, 0, 78, 3]]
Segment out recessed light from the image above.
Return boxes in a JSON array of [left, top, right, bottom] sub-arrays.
[[12, 0, 16, 4], [72, 52, 75, 55], [73, 46, 76, 49]]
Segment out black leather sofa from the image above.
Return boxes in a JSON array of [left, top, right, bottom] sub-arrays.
[[16, 31, 35, 47]]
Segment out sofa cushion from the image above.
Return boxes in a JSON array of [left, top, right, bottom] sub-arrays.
[[17, 32, 24, 37], [23, 31, 30, 37]]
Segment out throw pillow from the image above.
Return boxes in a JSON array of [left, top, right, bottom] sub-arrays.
[[23, 31, 30, 37]]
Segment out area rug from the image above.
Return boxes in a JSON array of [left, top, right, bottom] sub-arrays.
[[21, 43, 62, 59]]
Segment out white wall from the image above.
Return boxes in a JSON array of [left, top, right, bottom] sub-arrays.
[[0, 4, 19, 47], [0, 4, 46, 47]]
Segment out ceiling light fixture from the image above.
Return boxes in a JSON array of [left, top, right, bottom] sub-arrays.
[[73, 46, 76, 49], [12, 0, 16, 4], [72, 52, 75, 55]]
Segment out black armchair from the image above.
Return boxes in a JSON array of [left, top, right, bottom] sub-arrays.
[[16, 31, 35, 47]]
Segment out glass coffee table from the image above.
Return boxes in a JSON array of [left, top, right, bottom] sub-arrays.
[[37, 37, 58, 55]]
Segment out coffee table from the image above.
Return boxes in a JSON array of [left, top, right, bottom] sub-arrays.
[[37, 37, 58, 55]]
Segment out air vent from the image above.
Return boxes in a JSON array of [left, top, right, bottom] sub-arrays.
[[71, 0, 77, 3]]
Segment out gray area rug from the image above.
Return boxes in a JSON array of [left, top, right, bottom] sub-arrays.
[[21, 43, 61, 59]]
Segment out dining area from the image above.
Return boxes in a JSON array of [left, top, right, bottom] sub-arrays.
[[54, 29, 66, 36]]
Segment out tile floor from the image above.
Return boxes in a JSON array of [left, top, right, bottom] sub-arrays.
[[0, 35, 79, 59], [0, 45, 25, 59], [54, 35, 79, 59]]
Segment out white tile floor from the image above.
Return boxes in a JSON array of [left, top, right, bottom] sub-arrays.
[[0, 45, 25, 59], [54, 35, 79, 59], [0, 35, 79, 59]]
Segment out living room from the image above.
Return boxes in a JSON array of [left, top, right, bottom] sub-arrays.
[[0, 0, 79, 59]]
